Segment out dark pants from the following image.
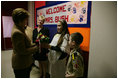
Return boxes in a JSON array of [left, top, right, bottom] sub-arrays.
[[13, 65, 32, 78]]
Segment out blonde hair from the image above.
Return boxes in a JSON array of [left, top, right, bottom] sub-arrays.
[[38, 15, 45, 22]]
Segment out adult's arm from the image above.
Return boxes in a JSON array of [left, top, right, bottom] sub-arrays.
[[12, 32, 38, 55]]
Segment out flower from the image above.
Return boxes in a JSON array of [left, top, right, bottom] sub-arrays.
[[35, 32, 49, 43]]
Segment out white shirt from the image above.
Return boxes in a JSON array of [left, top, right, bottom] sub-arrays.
[[48, 33, 70, 78], [48, 33, 70, 64]]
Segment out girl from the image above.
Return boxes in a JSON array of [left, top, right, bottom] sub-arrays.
[[45, 19, 70, 78]]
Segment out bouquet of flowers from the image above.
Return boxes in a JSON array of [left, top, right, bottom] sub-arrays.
[[35, 33, 49, 53], [35, 32, 49, 43]]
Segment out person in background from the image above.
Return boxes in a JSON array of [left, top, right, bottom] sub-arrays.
[[65, 32, 84, 78], [44, 19, 70, 78], [32, 15, 50, 78], [11, 8, 39, 78]]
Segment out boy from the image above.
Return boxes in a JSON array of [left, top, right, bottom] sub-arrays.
[[65, 32, 84, 78]]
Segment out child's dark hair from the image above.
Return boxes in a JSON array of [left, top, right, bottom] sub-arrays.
[[71, 32, 83, 45]]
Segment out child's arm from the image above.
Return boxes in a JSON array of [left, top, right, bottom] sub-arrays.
[[43, 34, 69, 52]]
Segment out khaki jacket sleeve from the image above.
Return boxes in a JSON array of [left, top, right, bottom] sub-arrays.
[[12, 32, 38, 55], [72, 55, 84, 77]]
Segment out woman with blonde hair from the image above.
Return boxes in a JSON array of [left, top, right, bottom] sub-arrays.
[[32, 15, 50, 78]]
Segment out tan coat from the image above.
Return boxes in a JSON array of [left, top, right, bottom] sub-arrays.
[[11, 25, 38, 70]]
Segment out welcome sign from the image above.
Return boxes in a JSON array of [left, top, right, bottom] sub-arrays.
[[37, 1, 89, 25]]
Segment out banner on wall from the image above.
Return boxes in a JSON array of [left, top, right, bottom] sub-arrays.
[[37, 1, 89, 25]]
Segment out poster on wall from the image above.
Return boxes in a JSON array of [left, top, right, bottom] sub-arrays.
[[36, 1, 91, 27], [37, 1, 88, 24]]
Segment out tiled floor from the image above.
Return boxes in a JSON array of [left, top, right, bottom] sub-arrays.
[[1, 50, 40, 78]]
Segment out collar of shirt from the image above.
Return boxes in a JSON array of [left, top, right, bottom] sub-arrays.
[[70, 48, 80, 55]]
